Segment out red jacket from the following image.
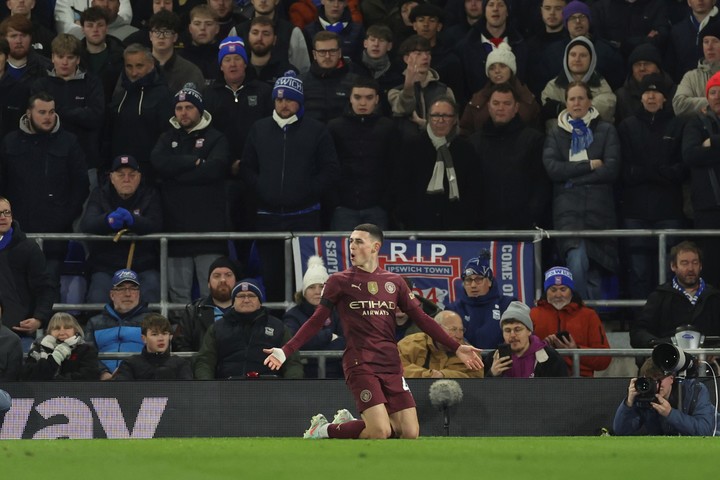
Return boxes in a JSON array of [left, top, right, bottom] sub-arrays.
[[530, 300, 611, 377]]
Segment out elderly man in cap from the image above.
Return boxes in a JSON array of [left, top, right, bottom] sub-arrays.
[[174, 256, 244, 352], [446, 252, 515, 349], [398, 310, 484, 378], [194, 278, 303, 379], [487, 301, 568, 377], [151, 82, 232, 309], [80, 154, 163, 304], [85, 268, 152, 380], [530, 266, 610, 377]]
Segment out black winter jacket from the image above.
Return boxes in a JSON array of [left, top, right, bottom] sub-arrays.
[[631, 282, 720, 347], [151, 111, 232, 257], [300, 61, 358, 124], [242, 115, 340, 212], [22, 341, 100, 381], [79, 181, 163, 273], [682, 111, 720, 211], [618, 108, 687, 220], [0, 222, 56, 329], [115, 347, 193, 380], [327, 110, 398, 210]]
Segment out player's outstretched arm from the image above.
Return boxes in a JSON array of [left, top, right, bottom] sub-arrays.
[[456, 345, 484, 371], [263, 348, 287, 371]]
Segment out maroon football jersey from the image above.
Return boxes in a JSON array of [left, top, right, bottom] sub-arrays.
[[284, 266, 461, 375]]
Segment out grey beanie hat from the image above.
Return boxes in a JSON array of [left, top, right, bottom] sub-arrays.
[[500, 301, 533, 332]]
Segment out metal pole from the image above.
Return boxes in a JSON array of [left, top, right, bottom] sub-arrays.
[[160, 237, 168, 318]]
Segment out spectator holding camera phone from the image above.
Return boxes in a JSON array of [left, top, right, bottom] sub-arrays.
[[613, 357, 716, 436], [486, 301, 568, 378], [530, 266, 610, 377]]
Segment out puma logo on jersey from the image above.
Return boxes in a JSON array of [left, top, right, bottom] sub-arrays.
[[351, 283, 362, 290]]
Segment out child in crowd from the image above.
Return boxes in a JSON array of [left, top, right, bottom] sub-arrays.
[[22, 312, 100, 380], [115, 313, 192, 380]]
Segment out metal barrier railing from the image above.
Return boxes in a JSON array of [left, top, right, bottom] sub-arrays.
[[30, 228, 720, 315], [97, 348, 720, 378]]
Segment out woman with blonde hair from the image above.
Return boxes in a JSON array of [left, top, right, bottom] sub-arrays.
[[22, 312, 100, 380]]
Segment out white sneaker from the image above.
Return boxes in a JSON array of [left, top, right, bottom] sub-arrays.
[[331, 408, 356, 424], [303, 413, 329, 439]]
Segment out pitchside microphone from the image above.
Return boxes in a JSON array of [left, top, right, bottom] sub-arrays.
[[429, 380, 464, 436]]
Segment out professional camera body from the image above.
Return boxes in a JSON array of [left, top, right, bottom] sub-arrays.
[[634, 377, 660, 404]]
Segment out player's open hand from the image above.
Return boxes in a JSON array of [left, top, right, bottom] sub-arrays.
[[456, 345, 484, 370], [263, 348, 287, 371]]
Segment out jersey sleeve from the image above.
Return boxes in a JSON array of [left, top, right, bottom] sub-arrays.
[[282, 275, 342, 356]]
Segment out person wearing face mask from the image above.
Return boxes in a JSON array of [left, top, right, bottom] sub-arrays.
[[283, 255, 345, 378], [530, 266, 610, 377]]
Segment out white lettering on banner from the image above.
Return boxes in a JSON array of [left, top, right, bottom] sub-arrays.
[[501, 245, 514, 281], [389, 243, 447, 262], [324, 240, 340, 272], [0, 397, 168, 439]]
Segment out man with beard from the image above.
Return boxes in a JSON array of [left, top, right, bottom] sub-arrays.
[[631, 242, 720, 349], [5, 0, 55, 58], [194, 278, 303, 378], [0, 92, 88, 303], [531, 266, 611, 377], [246, 16, 297, 86], [150, 82, 231, 310], [0, 14, 50, 135], [174, 257, 243, 352], [233, 0, 310, 74]]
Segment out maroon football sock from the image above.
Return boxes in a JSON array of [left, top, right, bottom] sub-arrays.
[[327, 420, 366, 439]]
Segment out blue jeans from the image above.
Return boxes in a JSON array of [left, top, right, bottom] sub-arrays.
[[566, 240, 602, 300], [622, 218, 684, 301]]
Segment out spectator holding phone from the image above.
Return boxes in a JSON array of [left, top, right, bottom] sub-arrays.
[[530, 266, 611, 377], [486, 301, 568, 378]]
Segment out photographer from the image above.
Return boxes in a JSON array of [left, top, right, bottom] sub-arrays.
[[613, 357, 716, 436]]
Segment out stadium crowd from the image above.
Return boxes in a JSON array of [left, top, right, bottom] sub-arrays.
[[0, 0, 718, 404]]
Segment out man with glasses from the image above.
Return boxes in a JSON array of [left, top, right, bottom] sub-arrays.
[[398, 310, 484, 378], [394, 97, 478, 230], [79, 154, 162, 304], [300, 30, 358, 123], [0, 196, 55, 351], [303, 0, 364, 63], [486, 301, 568, 377], [147, 10, 205, 93], [85, 268, 152, 380], [194, 278, 303, 379], [446, 252, 515, 349]]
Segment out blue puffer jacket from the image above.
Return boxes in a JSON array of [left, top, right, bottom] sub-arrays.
[[85, 303, 150, 372], [613, 378, 717, 436], [446, 282, 515, 349]]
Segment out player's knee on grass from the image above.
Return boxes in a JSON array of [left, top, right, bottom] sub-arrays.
[[362, 424, 393, 439]]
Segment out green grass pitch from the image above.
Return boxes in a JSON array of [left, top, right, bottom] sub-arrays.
[[2, 437, 719, 479]]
